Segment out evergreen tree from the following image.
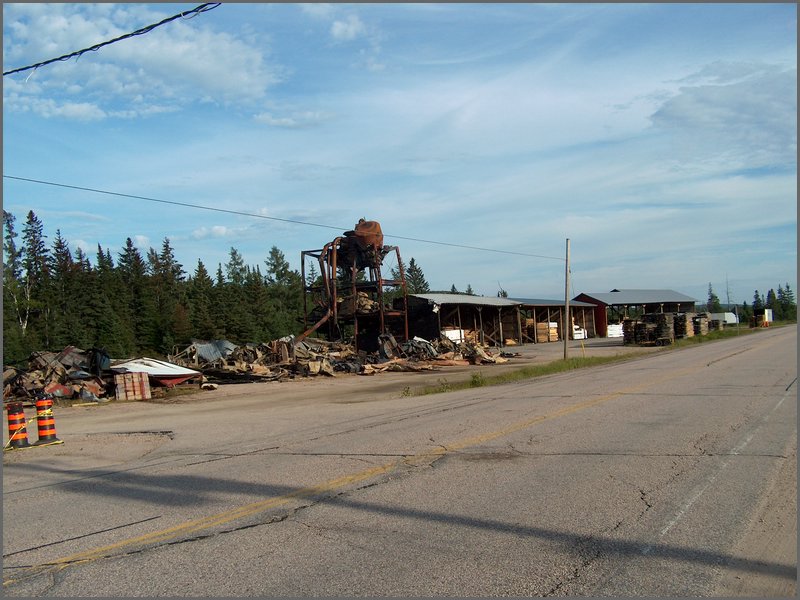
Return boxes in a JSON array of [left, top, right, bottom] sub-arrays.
[[265, 246, 303, 337], [752, 290, 764, 310], [148, 238, 186, 353], [187, 259, 218, 340], [19, 211, 51, 349], [497, 285, 508, 298], [305, 261, 320, 288], [405, 258, 430, 294], [226, 247, 247, 286], [3, 211, 26, 362], [465, 284, 474, 295], [48, 230, 88, 349], [781, 283, 796, 320], [740, 301, 753, 323], [765, 289, 778, 316], [706, 283, 722, 313], [450, 284, 458, 294], [118, 238, 156, 353]]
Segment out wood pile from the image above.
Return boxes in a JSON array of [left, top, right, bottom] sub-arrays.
[[534, 322, 559, 342], [622, 319, 636, 344], [673, 313, 695, 338], [693, 313, 709, 336], [643, 312, 674, 342]]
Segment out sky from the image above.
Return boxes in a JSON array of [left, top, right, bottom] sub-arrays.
[[2, 3, 797, 305]]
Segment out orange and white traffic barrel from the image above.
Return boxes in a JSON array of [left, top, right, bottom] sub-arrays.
[[33, 396, 63, 446], [5, 402, 32, 450]]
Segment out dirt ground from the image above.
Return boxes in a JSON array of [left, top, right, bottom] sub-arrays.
[[152, 337, 659, 407]]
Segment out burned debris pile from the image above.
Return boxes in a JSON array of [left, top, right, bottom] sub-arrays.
[[3, 346, 112, 404], [166, 333, 513, 382]]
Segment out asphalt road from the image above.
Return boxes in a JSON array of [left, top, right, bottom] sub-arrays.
[[3, 327, 796, 596]]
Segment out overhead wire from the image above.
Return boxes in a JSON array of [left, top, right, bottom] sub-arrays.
[[3, 3, 221, 77], [3, 175, 566, 262]]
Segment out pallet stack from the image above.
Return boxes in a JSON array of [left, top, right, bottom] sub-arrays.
[[643, 312, 674, 343], [693, 313, 709, 336], [622, 319, 636, 344], [673, 313, 695, 339], [535, 322, 559, 342]]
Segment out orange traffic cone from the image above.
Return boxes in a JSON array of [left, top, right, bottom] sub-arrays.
[[5, 402, 32, 450]]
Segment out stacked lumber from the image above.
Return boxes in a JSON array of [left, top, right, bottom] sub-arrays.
[[622, 319, 636, 344], [643, 312, 674, 342], [535, 322, 559, 342], [673, 313, 695, 338], [693, 313, 709, 336]]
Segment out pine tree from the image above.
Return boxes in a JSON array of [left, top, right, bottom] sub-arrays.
[[3, 211, 26, 362], [187, 259, 218, 340], [706, 283, 722, 313], [782, 283, 796, 320], [118, 238, 156, 354], [450, 284, 458, 294], [148, 238, 187, 353], [405, 258, 430, 294], [48, 230, 86, 349], [226, 247, 247, 286], [19, 211, 51, 349], [265, 246, 303, 337], [465, 284, 474, 295], [752, 290, 764, 310]]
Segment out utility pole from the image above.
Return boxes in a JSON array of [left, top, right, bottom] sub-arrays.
[[564, 238, 570, 360]]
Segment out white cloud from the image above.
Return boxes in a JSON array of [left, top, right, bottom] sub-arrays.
[[192, 226, 233, 240], [254, 110, 332, 128], [331, 15, 366, 42], [2, 3, 279, 120], [300, 3, 335, 20], [650, 63, 797, 169]]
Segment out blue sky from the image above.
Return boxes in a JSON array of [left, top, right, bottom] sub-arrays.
[[3, 3, 796, 304]]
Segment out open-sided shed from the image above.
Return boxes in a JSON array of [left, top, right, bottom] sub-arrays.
[[404, 293, 524, 347], [573, 289, 698, 337], [511, 298, 599, 341]]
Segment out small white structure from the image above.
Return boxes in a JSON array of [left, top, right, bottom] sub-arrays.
[[606, 323, 624, 338], [710, 312, 739, 325]]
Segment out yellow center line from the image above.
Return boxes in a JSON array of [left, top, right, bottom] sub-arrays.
[[5, 363, 704, 585]]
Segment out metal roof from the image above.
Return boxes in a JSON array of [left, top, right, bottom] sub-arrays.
[[410, 293, 521, 307], [511, 297, 596, 308], [576, 289, 699, 306]]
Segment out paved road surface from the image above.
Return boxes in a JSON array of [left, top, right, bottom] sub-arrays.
[[3, 327, 796, 596]]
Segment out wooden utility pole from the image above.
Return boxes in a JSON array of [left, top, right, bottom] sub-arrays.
[[564, 238, 570, 360]]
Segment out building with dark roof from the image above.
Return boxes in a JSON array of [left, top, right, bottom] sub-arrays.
[[573, 289, 699, 337]]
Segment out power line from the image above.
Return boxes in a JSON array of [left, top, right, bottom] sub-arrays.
[[3, 175, 565, 262], [3, 3, 221, 77]]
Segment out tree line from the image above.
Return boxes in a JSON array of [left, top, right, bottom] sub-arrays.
[[2, 210, 436, 365], [707, 282, 796, 322]]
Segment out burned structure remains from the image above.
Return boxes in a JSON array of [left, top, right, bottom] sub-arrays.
[[298, 219, 409, 352]]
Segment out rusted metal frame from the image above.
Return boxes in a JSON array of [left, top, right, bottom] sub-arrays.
[[350, 252, 360, 352], [301, 251, 309, 333]]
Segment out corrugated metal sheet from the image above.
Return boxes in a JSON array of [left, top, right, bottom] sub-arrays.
[[578, 289, 698, 306], [410, 293, 520, 307], [110, 357, 201, 377], [511, 297, 596, 308]]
